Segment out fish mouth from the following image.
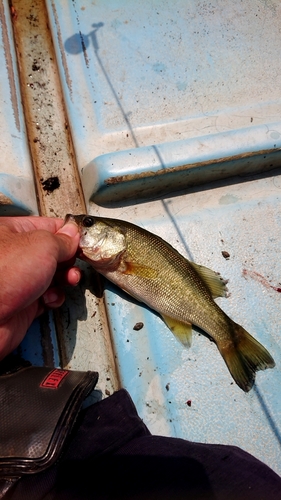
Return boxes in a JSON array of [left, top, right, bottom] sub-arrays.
[[64, 213, 77, 224]]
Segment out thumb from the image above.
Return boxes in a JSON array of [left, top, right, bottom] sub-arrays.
[[55, 221, 80, 262]]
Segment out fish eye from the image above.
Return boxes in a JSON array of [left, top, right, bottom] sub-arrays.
[[82, 216, 95, 228]]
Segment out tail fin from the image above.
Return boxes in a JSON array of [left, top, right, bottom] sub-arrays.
[[218, 323, 275, 392]]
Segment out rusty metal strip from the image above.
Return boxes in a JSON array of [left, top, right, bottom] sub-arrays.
[[0, 192, 13, 205], [10, 0, 84, 217], [9, 0, 119, 393]]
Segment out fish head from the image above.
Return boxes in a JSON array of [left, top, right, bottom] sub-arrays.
[[65, 214, 126, 269]]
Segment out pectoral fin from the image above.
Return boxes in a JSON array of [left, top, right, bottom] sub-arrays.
[[161, 314, 192, 347], [122, 261, 158, 279], [189, 262, 228, 298]]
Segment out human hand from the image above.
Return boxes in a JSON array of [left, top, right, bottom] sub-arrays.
[[0, 216, 81, 360]]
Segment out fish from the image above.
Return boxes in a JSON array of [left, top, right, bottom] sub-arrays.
[[65, 214, 275, 392]]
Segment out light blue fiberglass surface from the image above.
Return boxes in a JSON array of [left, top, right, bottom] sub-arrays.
[[46, 0, 281, 207], [0, 1, 37, 215], [1, 0, 281, 476], [46, 0, 281, 474], [83, 128, 281, 205], [102, 191, 281, 470], [43, 0, 281, 473]]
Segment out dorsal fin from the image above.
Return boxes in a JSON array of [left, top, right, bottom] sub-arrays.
[[189, 262, 228, 298]]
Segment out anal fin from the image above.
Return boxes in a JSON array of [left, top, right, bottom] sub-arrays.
[[161, 314, 192, 347]]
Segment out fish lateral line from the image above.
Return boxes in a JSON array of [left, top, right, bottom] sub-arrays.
[[67, 213, 276, 392]]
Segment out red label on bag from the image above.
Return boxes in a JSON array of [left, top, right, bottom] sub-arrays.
[[40, 369, 69, 389]]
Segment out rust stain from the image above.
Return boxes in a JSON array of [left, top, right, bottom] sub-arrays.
[[10, 5, 18, 22], [0, 2, 20, 131], [11, 0, 85, 217], [50, 1, 73, 100], [104, 147, 281, 186], [0, 192, 13, 205]]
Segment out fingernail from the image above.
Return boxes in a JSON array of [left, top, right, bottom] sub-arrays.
[[57, 221, 79, 238], [73, 269, 81, 285], [42, 290, 59, 305]]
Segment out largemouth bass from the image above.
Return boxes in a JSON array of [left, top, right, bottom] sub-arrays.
[[66, 214, 275, 392]]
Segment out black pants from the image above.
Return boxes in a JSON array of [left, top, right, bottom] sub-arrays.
[[8, 389, 281, 500]]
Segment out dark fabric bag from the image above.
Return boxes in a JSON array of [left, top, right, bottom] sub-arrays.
[[7, 389, 281, 500], [0, 356, 98, 497]]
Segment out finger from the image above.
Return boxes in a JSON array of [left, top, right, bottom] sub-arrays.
[[66, 267, 82, 286], [0, 216, 64, 234], [57, 256, 77, 270], [54, 222, 80, 263], [35, 298, 46, 318], [42, 287, 65, 308], [55, 266, 82, 287]]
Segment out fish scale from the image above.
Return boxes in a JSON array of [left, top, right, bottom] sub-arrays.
[[104, 220, 229, 333], [65, 214, 275, 392]]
